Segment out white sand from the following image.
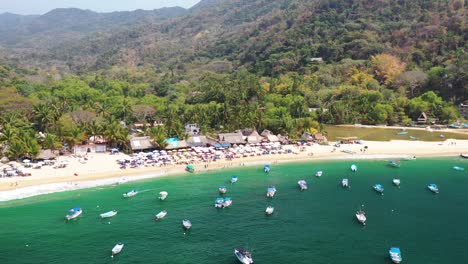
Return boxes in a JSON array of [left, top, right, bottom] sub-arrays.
[[1, 139, 467, 201]]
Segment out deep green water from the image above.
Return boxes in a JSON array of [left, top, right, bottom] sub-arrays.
[[1, 157, 468, 264]]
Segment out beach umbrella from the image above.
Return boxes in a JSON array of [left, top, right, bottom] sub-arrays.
[[187, 164, 194, 170]]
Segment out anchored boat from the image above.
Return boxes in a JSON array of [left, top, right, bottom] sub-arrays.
[[355, 210, 366, 225], [392, 179, 401, 187], [265, 206, 274, 215], [230, 176, 238, 183], [389, 247, 402, 263], [342, 178, 349, 188], [266, 185, 277, 198], [111, 242, 124, 257], [155, 210, 167, 220], [297, 180, 308, 191], [428, 184, 439, 194], [373, 184, 384, 195], [123, 190, 138, 198], [65, 207, 82, 221], [182, 219, 192, 230], [159, 191, 168, 200], [100, 210, 117, 219], [234, 248, 254, 264]]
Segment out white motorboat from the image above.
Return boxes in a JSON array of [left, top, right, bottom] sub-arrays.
[[123, 190, 138, 198], [159, 191, 168, 200], [393, 179, 401, 187], [111, 242, 124, 257], [182, 219, 192, 230], [342, 179, 349, 188], [234, 248, 254, 264], [155, 210, 167, 220], [266, 185, 277, 198], [315, 170, 323, 177], [223, 197, 232, 207], [215, 197, 224, 208], [389, 247, 402, 263], [219, 186, 227, 194], [355, 210, 366, 225], [100, 210, 117, 219], [297, 180, 307, 191], [230, 176, 238, 183], [428, 184, 439, 194], [351, 164, 358, 172], [265, 206, 274, 215], [65, 207, 82, 221]]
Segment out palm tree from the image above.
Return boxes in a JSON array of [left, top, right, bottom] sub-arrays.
[[33, 103, 54, 132]]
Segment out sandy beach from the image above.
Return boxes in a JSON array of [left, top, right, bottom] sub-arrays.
[[1, 139, 467, 201]]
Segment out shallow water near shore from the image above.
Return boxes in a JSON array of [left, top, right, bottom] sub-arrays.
[[1, 157, 467, 264]]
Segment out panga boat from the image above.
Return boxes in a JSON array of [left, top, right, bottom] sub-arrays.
[[265, 206, 274, 215], [264, 164, 271, 173], [266, 185, 277, 198], [389, 247, 402, 263], [65, 207, 82, 221], [315, 170, 323, 177], [373, 184, 384, 195], [159, 191, 168, 200], [215, 197, 225, 208], [351, 164, 358, 172], [230, 176, 238, 183], [428, 184, 439, 194], [182, 219, 192, 230], [100, 210, 117, 219], [392, 179, 401, 187], [111, 242, 124, 257], [389, 160, 401, 168], [297, 180, 308, 191], [155, 210, 167, 220], [223, 197, 232, 207], [234, 248, 254, 264], [123, 190, 138, 198], [355, 210, 366, 225], [214, 197, 232, 208], [342, 178, 349, 188], [403, 156, 416, 161], [453, 166, 465, 171], [219, 186, 227, 194], [460, 154, 468, 159]]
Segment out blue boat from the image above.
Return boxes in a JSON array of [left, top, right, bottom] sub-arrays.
[[264, 164, 271, 173], [214, 197, 225, 208], [351, 164, 358, 172], [266, 185, 277, 198], [65, 207, 82, 221], [428, 184, 439, 194], [389, 247, 402, 263], [373, 184, 384, 195], [453, 166, 465, 171], [230, 176, 238, 183], [219, 186, 227, 194]]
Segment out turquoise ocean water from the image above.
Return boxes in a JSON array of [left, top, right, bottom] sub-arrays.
[[1, 157, 468, 264]]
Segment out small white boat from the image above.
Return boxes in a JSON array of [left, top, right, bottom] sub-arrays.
[[389, 247, 402, 263], [342, 179, 349, 188], [215, 197, 224, 208], [453, 166, 465, 171], [123, 190, 138, 198], [111, 242, 124, 257], [182, 219, 192, 230], [351, 164, 358, 172], [230, 176, 238, 183], [315, 170, 323, 177], [355, 210, 366, 225], [373, 184, 384, 195], [297, 180, 308, 191], [393, 179, 401, 187], [266, 185, 277, 198], [428, 184, 439, 194], [234, 248, 254, 264], [403, 156, 416, 161], [219, 186, 227, 194], [155, 210, 167, 220], [159, 191, 168, 200], [65, 207, 82, 221], [265, 206, 274, 215], [222, 197, 232, 207], [264, 164, 271, 173], [100, 210, 117, 219]]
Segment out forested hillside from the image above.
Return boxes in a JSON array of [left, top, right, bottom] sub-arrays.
[[0, 0, 466, 158]]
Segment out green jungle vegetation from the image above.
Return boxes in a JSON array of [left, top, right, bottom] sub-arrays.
[[0, 0, 466, 159]]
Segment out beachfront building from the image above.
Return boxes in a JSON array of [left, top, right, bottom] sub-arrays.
[[73, 144, 107, 154], [261, 130, 280, 142], [185, 123, 200, 136], [336, 136, 358, 144], [130, 136, 156, 152], [241, 129, 264, 144], [301, 132, 314, 142], [165, 138, 189, 150], [218, 132, 246, 145], [313, 133, 328, 143], [187, 136, 209, 148], [459, 102, 468, 118]]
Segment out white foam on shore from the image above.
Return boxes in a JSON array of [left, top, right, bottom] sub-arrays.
[[0, 153, 451, 202]]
